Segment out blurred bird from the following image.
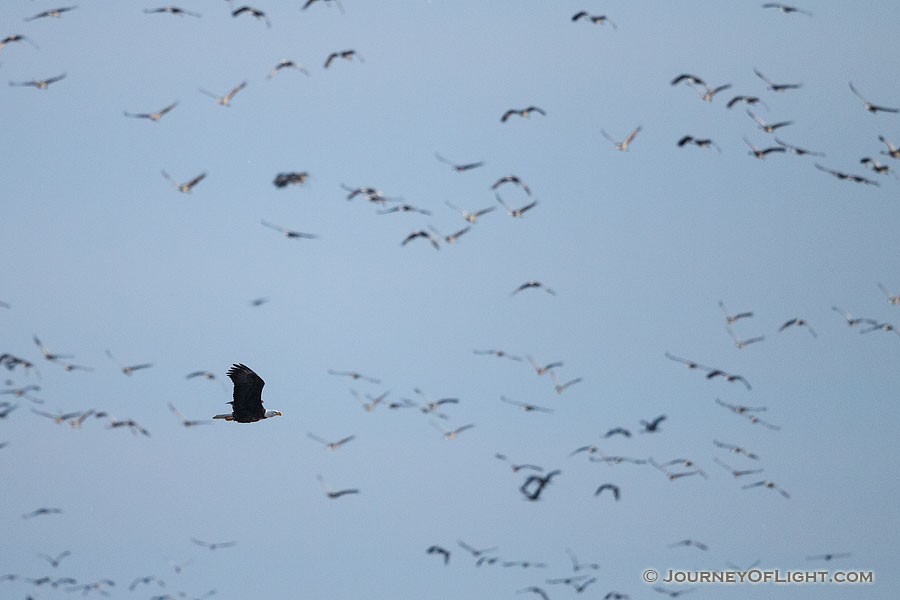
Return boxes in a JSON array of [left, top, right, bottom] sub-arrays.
[[713, 457, 764, 478], [669, 539, 708, 551], [601, 126, 641, 151], [774, 137, 824, 156], [572, 12, 617, 29], [550, 371, 583, 394], [143, 7, 200, 17], [25, 6, 78, 21], [814, 163, 880, 186], [496, 193, 538, 217], [431, 421, 474, 440], [267, 59, 310, 79], [512, 281, 556, 296], [261, 219, 319, 239], [762, 3, 812, 16], [191, 538, 236, 550], [307, 432, 356, 450], [807, 552, 851, 561], [124, 101, 178, 122], [9, 73, 66, 89], [718, 300, 753, 324], [594, 483, 620, 500], [501, 395, 554, 413], [0, 34, 39, 52], [199, 81, 247, 106], [877, 283, 900, 304], [161, 170, 206, 193], [445, 200, 496, 224], [878, 135, 900, 158], [317, 474, 359, 498], [495, 453, 543, 472], [324, 49, 362, 68], [639, 415, 666, 433], [106, 349, 153, 375], [727, 95, 767, 109], [435, 153, 484, 171], [726, 327, 765, 349], [778, 317, 817, 338], [754, 68, 802, 92], [501, 106, 546, 122], [401, 230, 440, 250], [849, 82, 899, 113], [473, 349, 522, 361], [747, 109, 793, 133], [742, 480, 790, 499], [744, 137, 786, 158], [328, 370, 380, 384], [232, 6, 270, 27], [603, 427, 631, 438], [426, 545, 450, 564], [168, 403, 210, 427], [38, 550, 70, 568], [677, 136, 720, 151], [713, 439, 759, 460]]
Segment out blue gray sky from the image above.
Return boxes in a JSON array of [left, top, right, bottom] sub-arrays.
[[2, 1, 898, 599]]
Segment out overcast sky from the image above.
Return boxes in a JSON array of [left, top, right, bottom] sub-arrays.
[[2, 1, 898, 599]]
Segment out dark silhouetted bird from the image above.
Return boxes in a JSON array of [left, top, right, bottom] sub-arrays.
[[213, 364, 282, 422]]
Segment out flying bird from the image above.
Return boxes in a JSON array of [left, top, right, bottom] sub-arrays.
[[444, 200, 496, 223], [571, 12, 617, 29], [377, 203, 431, 216], [317, 474, 359, 498], [677, 136, 720, 152], [501, 106, 546, 122], [496, 193, 538, 217], [774, 137, 824, 156], [831, 306, 875, 327], [106, 349, 153, 375], [324, 49, 362, 68], [762, 3, 812, 16], [517, 587, 550, 600], [426, 545, 450, 564], [699, 83, 732, 102], [653, 585, 696, 597], [705, 369, 752, 390], [814, 163, 880, 185], [231, 6, 270, 27], [603, 427, 631, 438], [742, 480, 790, 499], [199, 81, 247, 106], [267, 59, 310, 79], [213, 363, 282, 422], [307, 432, 356, 450], [495, 453, 543, 472], [0, 34, 39, 52], [526, 355, 563, 375], [501, 395, 554, 413], [778, 317, 817, 338], [713, 457, 764, 478], [566, 548, 600, 571], [435, 152, 484, 171], [718, 300, 753, 323], [727, 95, 767, 109], [22, 507, 62, 519], [25, 6, 78, 21], [747, 109, 793, 133], [670, 73, 706, 87], [664, 352, 712, 371], [640, 415, 666, 433], [753, 68, 802, 92], [744, 137, 786, 159], [806, 553, 852, 561], [129, 575, 165, 591], [33, 335, 73, 362], [601, 126, 641, 151], [161, 170, 206, 193], [473, 348, 522, 361], [302, 0, 345, 14], [457, 540, 499, 557], [8, 73, 66, 89], [713, 439, 759, 460], [861, 157, 895, 176], [878, 135, 900, 158], [261, 219, 319, 239], [123, 101, 178, 122], [550, 371, 582, 394], [519, 470, 561, 501], [431, 421, 474, 440], [327, 370, 380, 383], [191, 538, 236, 551], [401, 229, 440, 250], [848, 82, 899, 113], [877, 283, 900, 304], [38, 550, 71, 568], [143, 7, 201, 17], [726, 327, 765, 349], [511, 281, 556, 296], [669, 539, 708, 551], [594, 483, 620, 500], [491, 174, 532, 195], [186, 370, 216, 379], [168, 403, 210, 427]]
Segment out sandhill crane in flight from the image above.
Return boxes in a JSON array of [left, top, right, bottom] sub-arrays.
[[719, 300, 753, 323], [814, 163, 880, 185], [501, 106, 546, 122], [670, 73, 705, 87], [849, 82, 899, 113], [571, 12, 617, 29], [191, 538, 236, 551], [640, 415, 666, 433], [713, 439, 759, 460], [677, 136, 720, 152], [500, 395, 554, 413], [779, 317, 817, 338], [428, 224, 471, 244], [199, 81, 247, 106], [727, 95, 767, 109], [473, 348, 522, 361], [161, 170, 206, 193], [426, 545, 450, 564], [444, 200, 496, 224], [306, 432, 356, 450], [747, 110, 793, 133], [877, 283, 900, 304], [123, 101, 178, 122], [267, 59, 310, 79], [491, 174, 532, 196], [401, 230, 440, 250], [861, 157, 896, 177], [754, 68, 802, 92], [431, 421, 474, 440], [744, 137, 786, 158], [594, 483, 620, 500], [232, 6, 270, 27], [261, 219, 319, 239], [726, 327, 765, 349], [550, 371, 582, 394], [324, 49, 362, 68], [25, 6, 78, 21], [9, 73, 66, 89], [762, 3, 812, 16], [601, 126, 641, 151], [774, 137, 824, 156], [302, 0, 345, 14], [316, 474, 359, 498], [878, 136, 900, 158], [742, 479, 790, 499], [327, 369, 381, 384], [807, 552, 852, 561], [106, 349, 153, 375], [495, 453, 543, 472], [713, 457, 764, 478], [496, 193, 538, 217], [0, 34, 39, 52], [143, 7, 201, 17], [434, 153, 484, 171], [511, 281, 556, 296]]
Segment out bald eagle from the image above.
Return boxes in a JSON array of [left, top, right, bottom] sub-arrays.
[[214, 364, 282, 423]]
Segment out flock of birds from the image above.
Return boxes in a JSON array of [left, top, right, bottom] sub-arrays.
[[2, 1, 895, 599]]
